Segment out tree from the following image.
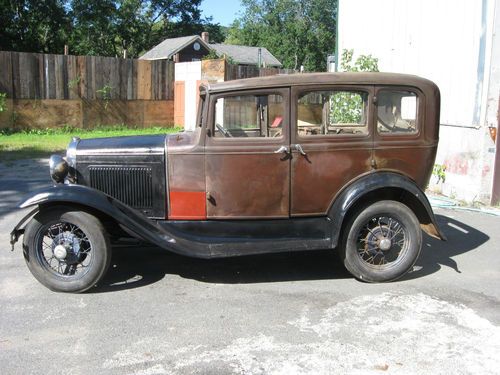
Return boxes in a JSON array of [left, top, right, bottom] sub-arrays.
[[339, 49, 379, 72], [226, 0, 337, 72], [69, 0, 225, 57], [0, 0, 69, 53], [1, 0, 224, 57]]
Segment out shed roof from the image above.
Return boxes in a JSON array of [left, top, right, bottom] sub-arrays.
[[140, 36, 282, 67], [139, 35, 211, 60], [209, 43, 282, 67]]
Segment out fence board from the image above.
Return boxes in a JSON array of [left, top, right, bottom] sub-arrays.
[[225, 63, 295, 82], [0, 52, 13, 96], [11, 52, 21, 98], [0, 51, 174, 101]]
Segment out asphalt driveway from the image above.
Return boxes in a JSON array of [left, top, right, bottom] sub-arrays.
[[0, 158, 499, 375]]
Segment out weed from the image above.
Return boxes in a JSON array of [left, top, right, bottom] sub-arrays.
[[0, 92, 7, 112]]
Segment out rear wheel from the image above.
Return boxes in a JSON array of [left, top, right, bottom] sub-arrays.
[[341, 200, 422, 282], [23, 207, 111, 293]]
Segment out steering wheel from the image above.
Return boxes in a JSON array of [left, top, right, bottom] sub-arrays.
[[216, 123, 232, 138]]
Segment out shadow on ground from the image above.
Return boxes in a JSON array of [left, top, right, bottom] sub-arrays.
[[401, 214, 490, 281], [95, 213, 489, 293], [97, 248, 350, 293], [0, 158, 51, 216]]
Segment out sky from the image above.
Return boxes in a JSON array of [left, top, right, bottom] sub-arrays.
[[200, 0, 243, 26]]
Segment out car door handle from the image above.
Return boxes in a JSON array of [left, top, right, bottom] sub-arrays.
[[292, 144, 307, 156], [274, 145, 290, 154]]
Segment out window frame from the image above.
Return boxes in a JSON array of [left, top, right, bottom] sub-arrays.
[[292, 85, 374, 143], [374, 86, 424, 140], [206, 87, 290, 146]]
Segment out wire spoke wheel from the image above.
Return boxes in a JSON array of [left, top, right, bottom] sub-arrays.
[[38, 221, 93, 278], [23, 208, 111, 293], [356, 215, 408, 269], [341, 200, 422, 283]]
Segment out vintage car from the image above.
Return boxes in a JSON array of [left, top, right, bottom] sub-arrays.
[[10, 72, 446, 293]]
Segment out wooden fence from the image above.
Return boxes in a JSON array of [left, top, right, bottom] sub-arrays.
[[0, 51, 174, 101], [225, 64, 295, 81]]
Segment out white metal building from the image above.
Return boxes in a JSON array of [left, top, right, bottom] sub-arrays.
[[338, 0, 500, 204]]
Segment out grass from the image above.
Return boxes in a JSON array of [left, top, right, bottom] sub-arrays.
[[0, 125, 182, 161]]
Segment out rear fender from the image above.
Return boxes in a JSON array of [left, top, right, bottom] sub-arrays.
[[328, 172, 446, 248]]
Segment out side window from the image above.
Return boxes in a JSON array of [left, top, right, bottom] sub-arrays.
[[214, 93, 284, 138], [297, 90, 368, 136], [377, 90, 418, 134]]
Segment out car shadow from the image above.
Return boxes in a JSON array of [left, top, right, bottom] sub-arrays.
[[96, 247, 350, 293], [401, 214, 490, 281], [94, 213, 489, 293]]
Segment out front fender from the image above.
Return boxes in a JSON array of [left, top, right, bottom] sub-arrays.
[[328, 172, 446, 247], [11, 184, 211, 258]]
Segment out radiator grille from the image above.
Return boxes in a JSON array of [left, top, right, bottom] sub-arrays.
[[89, 166, 153, 209]]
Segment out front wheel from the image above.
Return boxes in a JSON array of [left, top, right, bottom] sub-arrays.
[[23, 207, 111, 293], [341, 200, 422, 282]]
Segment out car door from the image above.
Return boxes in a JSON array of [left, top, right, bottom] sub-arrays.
[[205, 88, 291, 219], [290, 85, 375, 216]]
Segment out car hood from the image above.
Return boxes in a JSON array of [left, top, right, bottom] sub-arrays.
[[75, 134, 166, 156]]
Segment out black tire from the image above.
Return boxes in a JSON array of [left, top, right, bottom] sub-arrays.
[[340, 200, 422, 282], [23, 206, 111, 293]]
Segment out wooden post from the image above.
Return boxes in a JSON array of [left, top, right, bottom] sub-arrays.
[[64, 45, 69, 55]]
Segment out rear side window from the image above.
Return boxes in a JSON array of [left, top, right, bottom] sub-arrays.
[[377, 90, 418, 134], [297, 90, 368, 136]]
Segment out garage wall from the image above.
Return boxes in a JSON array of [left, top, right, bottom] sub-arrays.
[[338, 0, 499, 203]]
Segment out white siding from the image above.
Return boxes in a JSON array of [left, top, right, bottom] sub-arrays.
[[338, 0, 484, 127], [338, 0, 499, 203]]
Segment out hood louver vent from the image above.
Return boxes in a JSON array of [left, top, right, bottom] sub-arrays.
[[89, 166, 153, 209]]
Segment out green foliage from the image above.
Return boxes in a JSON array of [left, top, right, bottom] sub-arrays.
[[202, 49, 222, 60], [96, 85, 113, 100], [0, 0, 225, 57], [96, 84, 113, 109], [340, 49, 379, 72], [202, 49, 235, 64], [0, 125, 182, 160], [329, 92, 364, 124], [0, 124, 180, 136], [330, 49, 379, 123], [226, 0, 337, 71], [0, 0, 69, 53], [433, 164, 447, 184], [0, 93, 7, 112], [68, 75, 81, 89]]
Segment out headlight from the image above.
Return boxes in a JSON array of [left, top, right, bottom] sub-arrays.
[[49, 155, 69, 183], [66, 136, 79, 169]]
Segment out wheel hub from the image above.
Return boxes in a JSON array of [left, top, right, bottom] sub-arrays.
[[379, 238, 392, 251], [52, 232, 81, 264], [53, 245, 67, 260]]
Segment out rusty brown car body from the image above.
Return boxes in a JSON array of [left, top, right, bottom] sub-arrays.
[[11, 72, 445, 292]]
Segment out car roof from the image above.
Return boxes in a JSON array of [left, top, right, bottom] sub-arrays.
[[205, 72, 438, 95]]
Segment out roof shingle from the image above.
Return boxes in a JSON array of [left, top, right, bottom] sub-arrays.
[[140, 35, 282, 67]]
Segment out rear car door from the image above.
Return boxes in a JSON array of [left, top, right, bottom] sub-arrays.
[[290, 85, 375, 216], [205, 88, 291, 219]]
